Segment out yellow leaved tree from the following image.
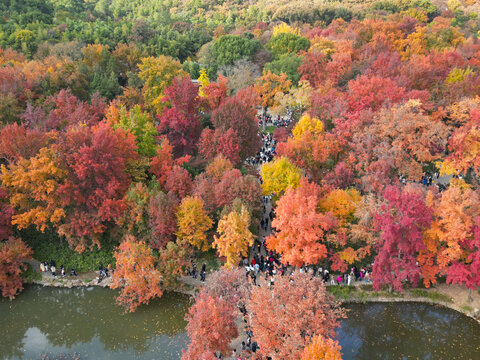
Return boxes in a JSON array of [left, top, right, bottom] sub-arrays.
[[271, 80, 313, 116], [138, 55, 187, 114], [292, 113, 324, 138], [260, 157, 302, 200], [197, 68, 209, 97], [273, 23, 300, 37], [213, 204, 254, 269], [319, 188, 361, 225], [176, 196, 213, 251]]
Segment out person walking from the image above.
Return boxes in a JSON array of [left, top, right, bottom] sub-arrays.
[[192, 263, 197, 279], [200, 264, 206, 282]]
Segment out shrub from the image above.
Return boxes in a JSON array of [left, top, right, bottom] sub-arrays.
[[371, 1, 400, 13], [21, 227, 116, 272]]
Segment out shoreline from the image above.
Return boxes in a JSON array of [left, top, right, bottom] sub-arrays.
[[341, 297, 480, 324], [26, 269, 199, 297], [328, 282, 480, 325], [26, 271, 480, 325]]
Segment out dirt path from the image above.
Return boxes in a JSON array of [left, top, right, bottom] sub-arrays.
[[27, 259, 112, 288]]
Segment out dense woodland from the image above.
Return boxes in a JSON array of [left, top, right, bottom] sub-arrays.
[[1, 0, 480, 358]]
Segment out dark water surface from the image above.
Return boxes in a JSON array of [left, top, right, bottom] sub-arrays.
[[339, 302, 480, 360], [0, 286, 190, 359], [1, 286, 480, 359]]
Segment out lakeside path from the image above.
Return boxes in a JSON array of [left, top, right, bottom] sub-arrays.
[[27, 256, 480, 325]]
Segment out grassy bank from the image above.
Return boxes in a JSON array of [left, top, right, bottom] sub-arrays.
[[327, 284, 453, 304], [326, 283, 480, 323]]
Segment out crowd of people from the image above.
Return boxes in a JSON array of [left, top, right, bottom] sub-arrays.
[[39, 260, 77, 277], [258, 112, 294, 128], [398, 170, 454, 192], [246, 112, 294, 167], [246, 131, 276, 167], [39, 260, 114, 282], [215, 110, 375, 360]]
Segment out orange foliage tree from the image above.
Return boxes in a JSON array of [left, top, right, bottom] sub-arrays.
[[267, 179, 333, 267], [255, 70, 291, 110], [201, 74, 228, 111], [420, 180, 480, 287], [111, 235, 163, 312], [277, 113, 341, 181], [301, 335, 342, 360], [150, 137, 190, 187], [246, 272, 345, 360], [0, 123, 51, 165], [354, 101, 449, 183], [182, 293, 238, 360], [447, 108, 480, 177], [0, 188, 14, 241], [1, 146, 66, 232]]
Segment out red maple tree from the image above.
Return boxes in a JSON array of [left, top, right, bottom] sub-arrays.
[[0, 238, 32, 299]]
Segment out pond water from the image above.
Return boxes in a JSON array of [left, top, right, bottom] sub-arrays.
[[0, 286, 190, 359], [339, 302, 480, 360], [1, 286, 480, 359]]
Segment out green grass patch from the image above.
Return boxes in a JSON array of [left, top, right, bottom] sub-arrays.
[[263, 125, 277, 135], [461, 305, 474, 313], [84, 278, 93, 283], [367, 290, 404, 298], [356, 290, 369, 304], [410, 289, 453, 303], [327, 285, 357, 300]]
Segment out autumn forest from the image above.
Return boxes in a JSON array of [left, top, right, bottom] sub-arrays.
[[1, 0, 480, 359]]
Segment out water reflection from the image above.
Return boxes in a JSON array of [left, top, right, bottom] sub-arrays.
[[3, 288, 480, 360], [339, 302, 480, 360], [1, 285, 191, 359]]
